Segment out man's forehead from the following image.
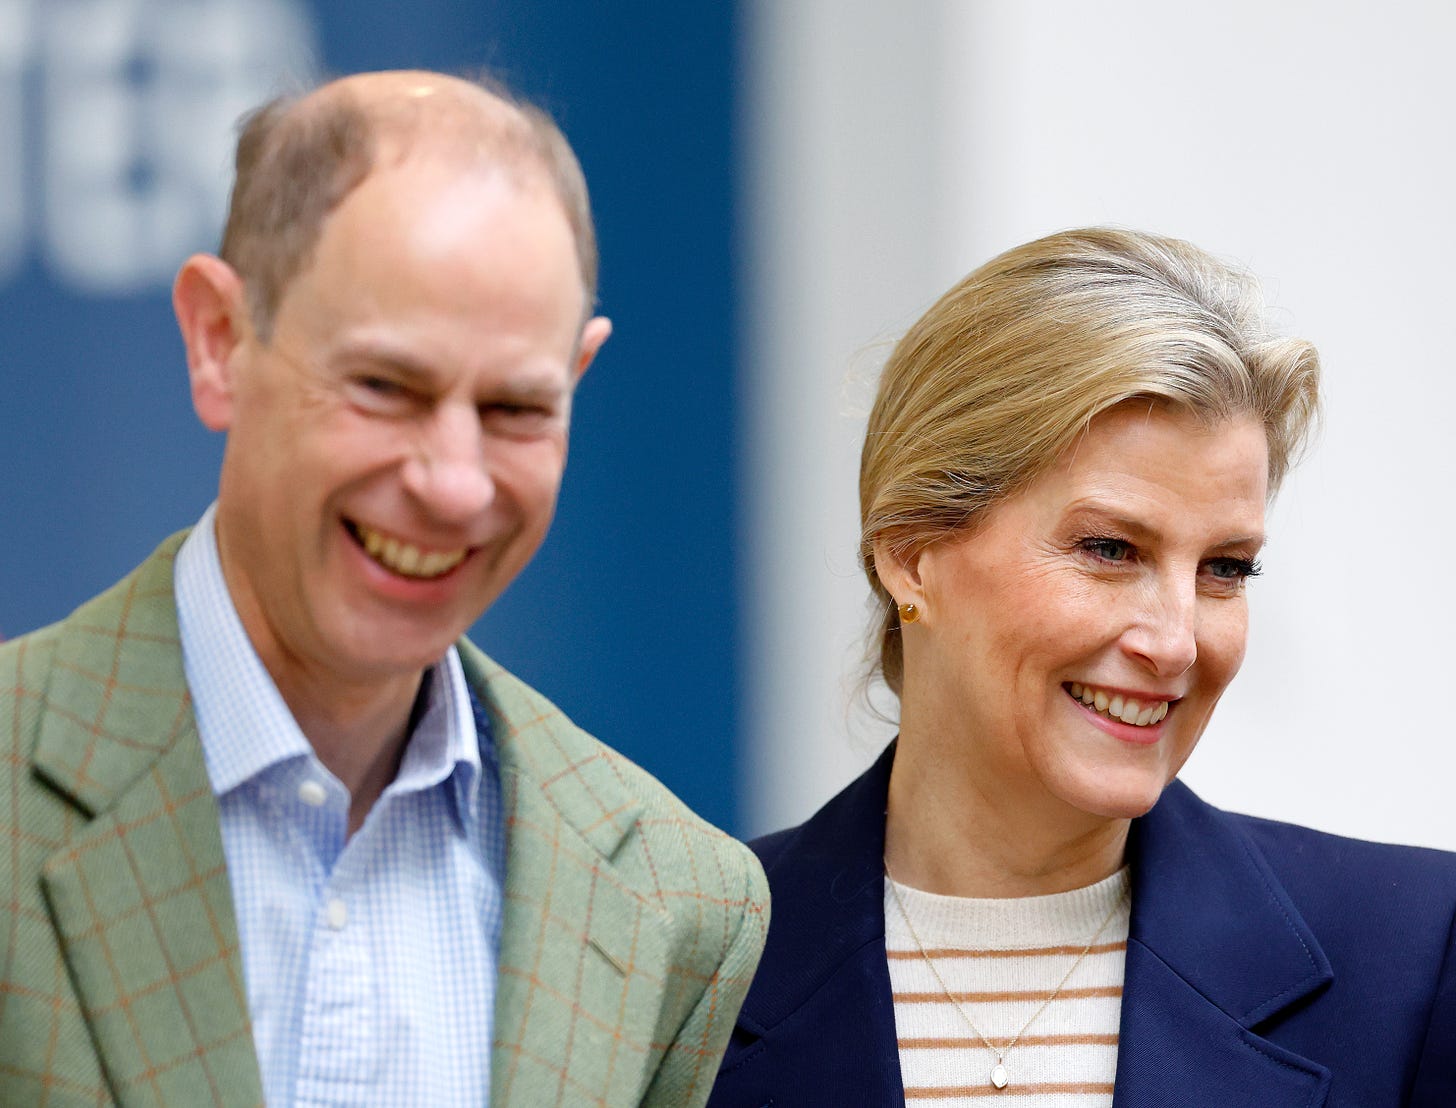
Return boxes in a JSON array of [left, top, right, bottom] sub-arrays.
[[315, 150, 575, 273], [274, 152, 588, 341], [302, 71, 530, 163]]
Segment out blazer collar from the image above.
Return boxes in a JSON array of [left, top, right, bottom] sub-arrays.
[[728, 741, 904, 1102], [31, 534, 265, 1106], [456, 638, 644, 863], [742, 741, 894, 1034], [32, 532, 197, 813], [456, 643, 673, 1105], [1114, 780, 1333, 1105], [1125, 779, 1333, 1026]]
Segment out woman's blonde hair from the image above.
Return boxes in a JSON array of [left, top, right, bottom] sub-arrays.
[[860, 227, 1321, 696]]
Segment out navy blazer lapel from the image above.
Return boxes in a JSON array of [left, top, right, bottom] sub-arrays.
[[713, 743, 903, 1106], [1113, 780, 1333, 1107]]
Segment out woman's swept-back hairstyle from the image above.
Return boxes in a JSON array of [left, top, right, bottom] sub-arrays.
[[860, 227, 1321, 696]]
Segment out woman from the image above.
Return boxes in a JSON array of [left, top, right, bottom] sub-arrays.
[[709, 229, 1456, 1107]]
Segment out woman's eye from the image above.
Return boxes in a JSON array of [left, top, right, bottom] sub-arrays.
[[1080, 537, 1133, 563], [1206, 557, 1262, 582]]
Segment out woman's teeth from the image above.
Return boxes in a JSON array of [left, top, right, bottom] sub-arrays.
[[353, 523, 467, 579], [1068, 682, 1169, 727]]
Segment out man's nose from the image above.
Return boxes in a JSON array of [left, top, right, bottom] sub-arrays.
[[1121, 575, 1198, 679], [400, 406, 494, 523]]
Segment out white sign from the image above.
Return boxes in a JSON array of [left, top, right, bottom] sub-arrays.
[[0, 0, 317, 292]]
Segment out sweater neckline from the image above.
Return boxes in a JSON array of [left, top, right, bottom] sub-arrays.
[[885, 866, 1131, 949]]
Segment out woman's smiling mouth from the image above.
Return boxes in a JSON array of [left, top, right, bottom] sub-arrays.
[[1066, 681, 1171, 728]]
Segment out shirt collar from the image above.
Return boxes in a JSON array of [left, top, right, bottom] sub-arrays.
[[174, 503, 487, 833]]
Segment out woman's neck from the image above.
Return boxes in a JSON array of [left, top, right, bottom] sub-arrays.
[[884, 737, 1130, 899]]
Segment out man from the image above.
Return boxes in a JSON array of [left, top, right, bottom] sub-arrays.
[[0, 71, 767, 1106]]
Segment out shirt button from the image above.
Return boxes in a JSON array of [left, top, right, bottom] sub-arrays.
[[326, 898, 348, 930], [298, 780, 327, 807]]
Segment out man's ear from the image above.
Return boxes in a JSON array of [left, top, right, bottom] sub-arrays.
[[872, 534, 927, 614], [173, 254, 250, 432], [572, 315, 612, 383]]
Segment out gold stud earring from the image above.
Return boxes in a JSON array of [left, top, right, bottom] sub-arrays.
[[898, 602, 920, 624]]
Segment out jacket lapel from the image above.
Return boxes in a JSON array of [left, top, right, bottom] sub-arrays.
[[462, 645, 672, 1106], [32, 537, 264, 1107], [712, 742, 904, 1106], [1112, 781, 1333, 1107]]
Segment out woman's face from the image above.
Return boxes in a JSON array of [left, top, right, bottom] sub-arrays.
[[895, 403, 1269, 824]]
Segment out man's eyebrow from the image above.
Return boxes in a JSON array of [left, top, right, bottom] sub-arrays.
[[333, 344, 570, 400], [334, 344, 441, 387]]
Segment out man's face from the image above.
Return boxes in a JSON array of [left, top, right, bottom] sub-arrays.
[[207, 159, 601, 695]]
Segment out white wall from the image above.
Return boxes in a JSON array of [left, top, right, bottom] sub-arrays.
[[740, 0, 964, 835], [746, 0, 1456, 850]]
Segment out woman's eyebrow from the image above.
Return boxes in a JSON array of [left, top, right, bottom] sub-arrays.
[[1062, 501, 1265, 551], [1061, 501, 1158, 539]]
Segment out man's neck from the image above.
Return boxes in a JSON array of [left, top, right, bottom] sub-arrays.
[[270, 663, 423, 836]]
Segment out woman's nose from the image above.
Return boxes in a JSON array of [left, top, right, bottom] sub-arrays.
[[1121, 576, 1198, 679]]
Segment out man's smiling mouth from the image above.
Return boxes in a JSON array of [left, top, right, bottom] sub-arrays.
[[346, 520, 469, 580], [1067, 681, 1170, 727]]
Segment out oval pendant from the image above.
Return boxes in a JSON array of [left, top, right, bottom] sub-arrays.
[[990, 1062, 1009, 1089]]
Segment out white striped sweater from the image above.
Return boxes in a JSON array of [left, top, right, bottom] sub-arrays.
[[885, 868, 1130, 1105]]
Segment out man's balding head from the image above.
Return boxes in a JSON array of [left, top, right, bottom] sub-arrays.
[[219, 70, 598, 340]]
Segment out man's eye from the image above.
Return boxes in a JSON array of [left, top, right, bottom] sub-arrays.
[[481, 402, 555, 427], [1080, 537, 1133, 563], [359, 376, 404, 396], [349, 376, 417, 412]]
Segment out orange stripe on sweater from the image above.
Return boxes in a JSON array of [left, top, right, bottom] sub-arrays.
[[887, 940, 1126, 960], [893, 984, 1122, 1004], [905, 1082, 1116, 1098]]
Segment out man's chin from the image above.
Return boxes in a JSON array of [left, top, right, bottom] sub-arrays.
[[322, 620, 472, 685]]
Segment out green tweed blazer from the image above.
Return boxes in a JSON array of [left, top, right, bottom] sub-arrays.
[[0, 535, 769, 1106]]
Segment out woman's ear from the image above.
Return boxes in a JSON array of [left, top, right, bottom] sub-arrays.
[[872, 534, 926, 612], [173, 254, 250, 432]]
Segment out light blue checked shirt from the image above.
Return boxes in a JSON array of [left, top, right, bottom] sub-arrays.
[[175, 505, 505, 1106]]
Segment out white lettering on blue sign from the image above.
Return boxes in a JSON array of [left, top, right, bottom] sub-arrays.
[[0, 0, 317, 292], [0, 0, 29, 283]]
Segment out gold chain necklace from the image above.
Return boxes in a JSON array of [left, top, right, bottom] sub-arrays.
[[884, 861, 1128, 1092]]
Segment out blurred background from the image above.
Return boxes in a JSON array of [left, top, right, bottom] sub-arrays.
[[4, 0, 1453, 849]]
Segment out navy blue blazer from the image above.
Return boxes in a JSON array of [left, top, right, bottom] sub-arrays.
[[709, 743, 1456, 1107]]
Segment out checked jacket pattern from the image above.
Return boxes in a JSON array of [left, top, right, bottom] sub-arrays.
[[0, 534, 769, 1106]]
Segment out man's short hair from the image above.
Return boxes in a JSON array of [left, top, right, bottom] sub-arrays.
[[218, 73, 599, 340]]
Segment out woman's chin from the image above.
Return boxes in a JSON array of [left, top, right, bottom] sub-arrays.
[[1058, 770, 1172, 823]]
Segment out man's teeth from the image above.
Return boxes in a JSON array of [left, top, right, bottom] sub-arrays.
[[355, 524, 467, 579], [1068, 682, 1169, 727]]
